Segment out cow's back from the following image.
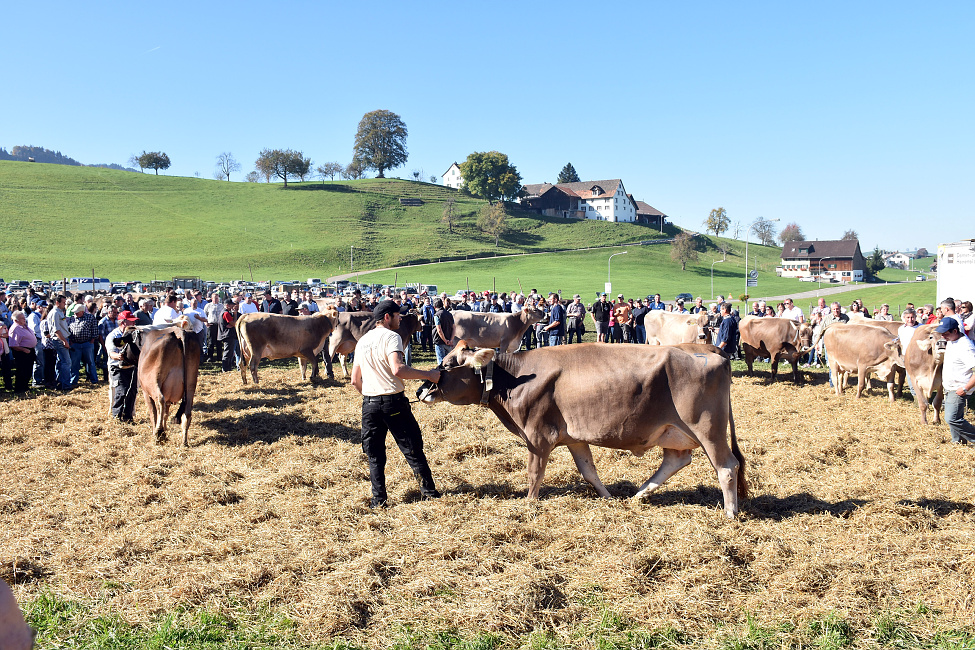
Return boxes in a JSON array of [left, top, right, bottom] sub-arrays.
[[139, 330, 200, 403], [823, 323, 897, 370], [644, 311, 707, 345]]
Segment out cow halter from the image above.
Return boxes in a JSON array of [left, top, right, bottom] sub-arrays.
[[475, 360, 494, 406]]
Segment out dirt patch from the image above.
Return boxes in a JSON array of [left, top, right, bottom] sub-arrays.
[[1, 359, 974, 646]]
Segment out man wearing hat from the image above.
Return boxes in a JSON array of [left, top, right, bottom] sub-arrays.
[[67, 302, 99, 387], [937, 317, 975, 444], [351, 300, 442, 508], [106, 311, 140, 422]]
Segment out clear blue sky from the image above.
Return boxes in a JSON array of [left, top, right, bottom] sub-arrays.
[[5, 1, 971, 253]]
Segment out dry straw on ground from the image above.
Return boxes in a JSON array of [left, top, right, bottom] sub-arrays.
[[2, 356, 974, 646]]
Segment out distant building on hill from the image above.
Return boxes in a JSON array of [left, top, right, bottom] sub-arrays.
[[633, 200, 668, 229], [441, 162, 462, 189], [518, 178, 640, 223], [779, 239, 866, 282]]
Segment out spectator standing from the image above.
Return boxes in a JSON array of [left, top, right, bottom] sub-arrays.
[[106, 311, 139, 422], [351, 300, 442, 508], [122, 293, 139, 314], [545, 294, 566, 346], [566, 294, 587, 344], [875, 304, 893, 321], [239, 294, 259, 315], [590, 293, 612, 343], [937, 317, 975, 444], [649, 294, 667, 311], [218, 299, 239, 372], [281, 292, 300, 316], [67, 303, 99, 386], [613, 294, 630, 343], [0, 320, 13, 392], [782, 298, 804, 322], [432, 298, 451, 364], [691, 297, 706, 314], [184, 297, 208, 356], [631, 299, 648, 344], [205, 294, 224, 362], [153, 294, 181, 325], [898, 309, 921, 396], [136, 299, 154, 326], [714, 303, 739, 356], [261, 290, 282, 314], [97, 305, 119, 382], [420, 297, 435, 352], [27, 303, 45, 386]]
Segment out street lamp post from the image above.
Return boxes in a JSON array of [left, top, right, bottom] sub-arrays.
[[817, 256, 831, 289], [711, 259, 724, 300], [608, 251, 628, 295], [744, 217, 779, 295]]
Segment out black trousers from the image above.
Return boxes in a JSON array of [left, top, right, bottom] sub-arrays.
[[109, 365, 138, 420], [207, 323, 222, 360], [0, 352, 12, 391], [221, 337, 237, 372], [420, 325, 433, 351], [360, 392, 436, 501], [12, 349, 35, 393]]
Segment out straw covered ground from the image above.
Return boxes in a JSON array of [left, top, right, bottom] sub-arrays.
[[2, 353, 975, 647]]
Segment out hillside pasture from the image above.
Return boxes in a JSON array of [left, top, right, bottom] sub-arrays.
[[2, 354, 973, 648]]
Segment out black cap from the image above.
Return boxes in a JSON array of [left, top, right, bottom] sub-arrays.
[[373, 300, 400, 320]]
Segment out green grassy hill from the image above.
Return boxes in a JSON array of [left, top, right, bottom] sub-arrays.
[[0, 161, 667, 282], [0, 160, 936, 310]]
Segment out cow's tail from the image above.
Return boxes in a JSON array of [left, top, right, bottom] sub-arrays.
[[729, 398, 748, 501], [174, 331, 191, 424], [235, 316, 249, 384]]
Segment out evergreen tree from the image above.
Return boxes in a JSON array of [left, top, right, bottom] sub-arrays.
[[557, 162, 580, 184]]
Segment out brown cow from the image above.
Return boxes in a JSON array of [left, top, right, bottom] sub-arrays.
[[236, 312, 334, 384], [822, 323, 903, 401], [904, 323, 946, 424], [116, 323, 201, 446], [324, 311, 421, 378], [739, 316, 814, 382], [436, 307, 545, 353], [644, 310, 711, 345], [861, 320, 908, 397], [417, 342, 747, 518]]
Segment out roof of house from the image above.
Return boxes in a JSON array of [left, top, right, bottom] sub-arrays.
[[634, 200, 666, 216], [441, 162, 460, 177], [553, 179, 623, 199], [781, 240, 862, 259]]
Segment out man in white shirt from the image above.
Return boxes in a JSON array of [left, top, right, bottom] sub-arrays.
[[238, 294, 259, 315], [351, 300, 442, 508], [152, 294, 181, 325], [782, 298, 804, 323], [937, 317, 975, 444]]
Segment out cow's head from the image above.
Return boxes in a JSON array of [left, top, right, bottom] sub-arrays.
[[882, 337, 905, 375], [416, 340, 495, 406], [522, 307, 546, 325], [112, 327, 145, 366], [797, 322, 815, 352], [910, 324, 947, 367], [694, 312, 711, 340]]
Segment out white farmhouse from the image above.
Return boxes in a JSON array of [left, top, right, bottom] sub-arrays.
[[519, 179, 638, 223], [441, 162, 462, 189]]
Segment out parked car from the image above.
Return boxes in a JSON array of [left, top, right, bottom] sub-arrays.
[[675, 292, 694, 302]]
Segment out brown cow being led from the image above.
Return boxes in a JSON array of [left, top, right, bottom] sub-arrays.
[[418, 341, 747, 518]]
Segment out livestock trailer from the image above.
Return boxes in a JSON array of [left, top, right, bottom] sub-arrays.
[[937, 240, 975, 306]]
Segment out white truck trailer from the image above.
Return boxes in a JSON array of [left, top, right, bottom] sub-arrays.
[[937, 240, 975, 306]]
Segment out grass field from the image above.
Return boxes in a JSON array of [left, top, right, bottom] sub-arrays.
[[356, 245, 937, 312], [0, 160, 938, 312], [0, 161, 663, 282], [2, 350, 974, 649]]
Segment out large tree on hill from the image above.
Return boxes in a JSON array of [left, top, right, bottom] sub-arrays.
[[751, 218, 777, 246], [670, 231, 699, 271], [255, 149, 311, 188], [841, 229, 859, 241], [778, 222, 805, 244], [704, 207, 729, 236], [353, 109, 408, 178], [215, 152, 241, 181], [557, 162, 580, 184], [459, 151, 522, 203], [137, 151, 171, 175]]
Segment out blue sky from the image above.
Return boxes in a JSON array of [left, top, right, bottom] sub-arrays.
[[4, 1, 971, 253]]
